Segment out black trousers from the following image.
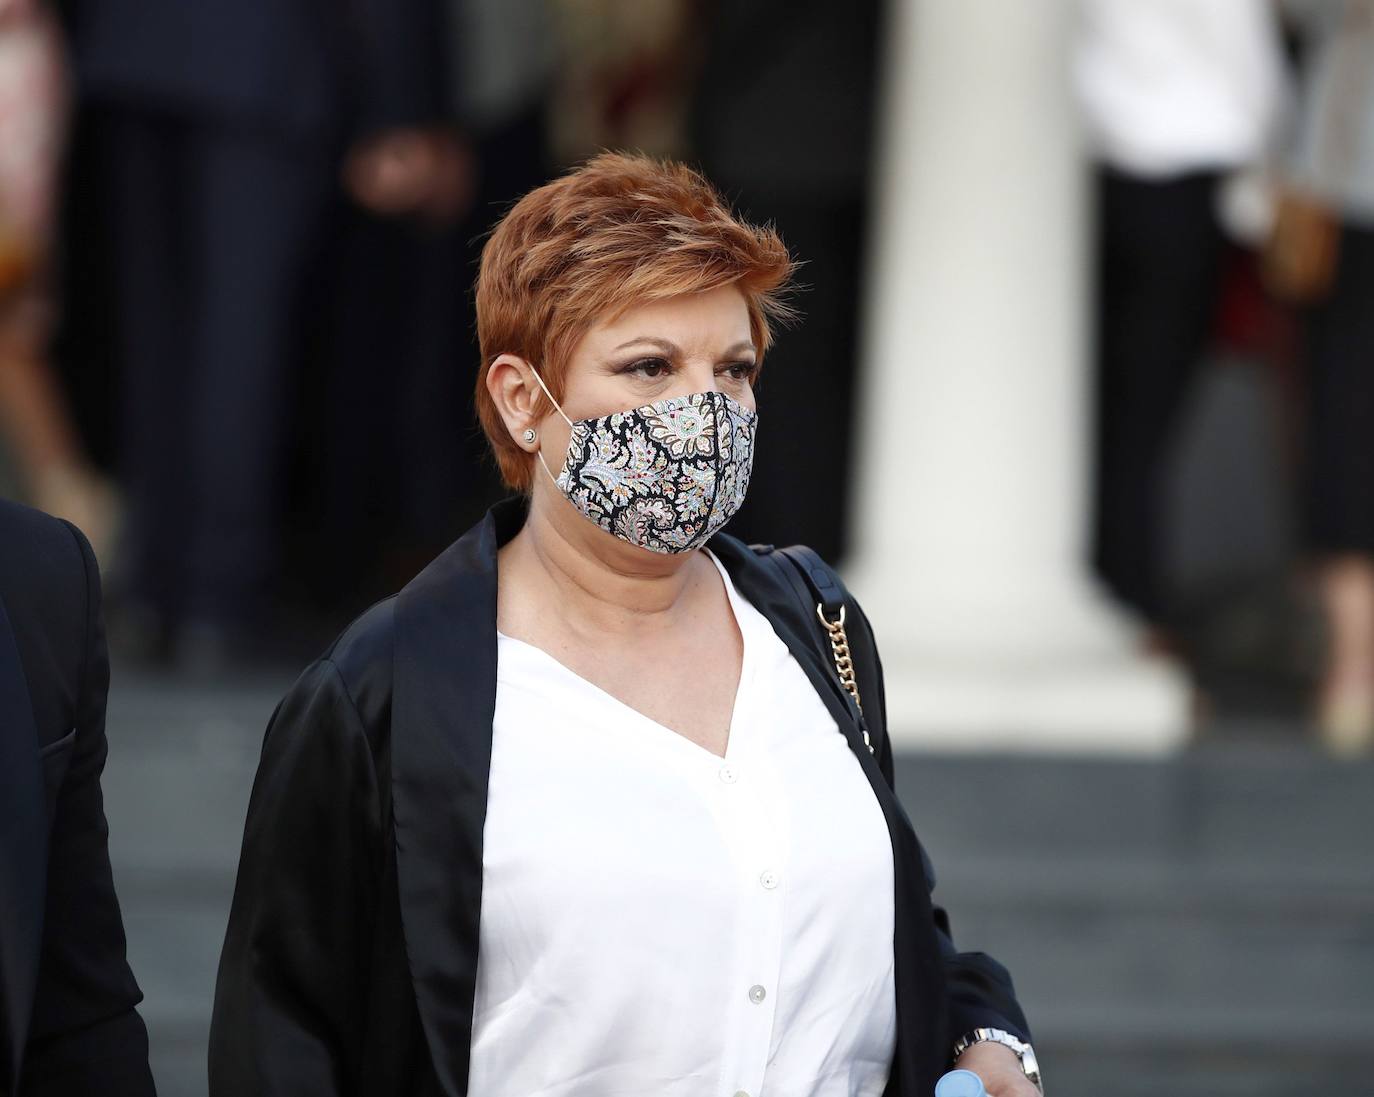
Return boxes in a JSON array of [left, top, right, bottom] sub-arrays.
[[98, 109, 335, 624], [1091, 166, 1227, 622], [1304, 223, 1374, 556]]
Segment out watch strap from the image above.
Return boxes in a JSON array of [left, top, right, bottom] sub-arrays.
[[950, 1027, 1044, 1094]]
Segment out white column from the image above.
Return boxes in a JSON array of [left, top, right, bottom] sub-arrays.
[[845, 0, 1189, 754]]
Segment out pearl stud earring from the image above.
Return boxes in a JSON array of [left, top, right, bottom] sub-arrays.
[[522, 428, 537, 444]]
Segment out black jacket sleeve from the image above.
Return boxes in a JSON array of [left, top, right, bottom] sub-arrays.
[[19, 523, 155, 1097], [854, 601, 1034, 1051], [208, 658, 383, 1097]]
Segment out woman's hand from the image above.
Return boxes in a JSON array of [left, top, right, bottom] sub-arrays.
[[953, 1041, 1041, 1096]]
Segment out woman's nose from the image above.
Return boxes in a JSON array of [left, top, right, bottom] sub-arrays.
[[676, 361, 722, 395]]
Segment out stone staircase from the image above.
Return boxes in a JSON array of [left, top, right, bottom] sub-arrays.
[[100, 670, 1374, 1097], [896, 750, 1374, 1097]]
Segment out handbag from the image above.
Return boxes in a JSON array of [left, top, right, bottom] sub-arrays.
[[753, 543, 880, 757]]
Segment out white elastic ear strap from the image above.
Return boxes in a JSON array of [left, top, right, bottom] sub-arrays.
[[528, 366, 574, 427]]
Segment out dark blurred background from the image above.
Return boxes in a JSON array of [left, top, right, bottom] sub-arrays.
[[0, 0, 1371, 1094]]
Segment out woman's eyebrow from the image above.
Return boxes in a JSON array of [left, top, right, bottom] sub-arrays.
[[608, 336, 756, 357], [612, 336, 679, 353]]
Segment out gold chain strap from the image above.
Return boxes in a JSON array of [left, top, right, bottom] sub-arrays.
[[816, 603, 873, 754]]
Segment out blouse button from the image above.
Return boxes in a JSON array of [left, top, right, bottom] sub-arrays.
[[734, 1092, 751, 1097], [748, 984, 767, 1004], [718, 764, 738, 784], [759, 869, 780, 890]]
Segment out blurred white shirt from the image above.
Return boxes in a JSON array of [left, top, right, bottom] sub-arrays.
[[1075, 0, 1287, 178]]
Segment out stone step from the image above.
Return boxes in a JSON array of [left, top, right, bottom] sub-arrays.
[[933, 856, 1374, 910], [893, 747, 1374, 868]]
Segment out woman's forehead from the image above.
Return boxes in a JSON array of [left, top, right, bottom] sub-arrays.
[[581, 287, 753, 352]]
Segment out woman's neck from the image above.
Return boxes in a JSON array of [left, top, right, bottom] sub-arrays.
[[497, 497, 711, 644]]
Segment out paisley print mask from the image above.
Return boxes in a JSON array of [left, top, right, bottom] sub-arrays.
[[530, 369, 758, 554]]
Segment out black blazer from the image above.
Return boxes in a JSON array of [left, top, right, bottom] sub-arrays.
[[209, 498, 1029, 1097], [0, 500, 153, 1097]]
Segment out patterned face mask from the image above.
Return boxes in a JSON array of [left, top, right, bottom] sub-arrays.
[[529, 369, 758, 554]]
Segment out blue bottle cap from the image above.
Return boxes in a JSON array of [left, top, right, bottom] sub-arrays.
[[935, 1069, 987, 1097]]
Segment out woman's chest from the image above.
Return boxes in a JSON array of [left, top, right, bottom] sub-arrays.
[[517, 624, 743, 756], [481, 640, 895, 974]]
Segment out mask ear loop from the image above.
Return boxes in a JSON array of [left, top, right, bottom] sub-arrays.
[[528, 366, 574, 487]]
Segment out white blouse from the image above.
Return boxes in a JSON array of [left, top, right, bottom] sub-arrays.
[[469, 551, 897, 1097]]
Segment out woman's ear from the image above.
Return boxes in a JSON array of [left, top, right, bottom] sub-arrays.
[[487, 354, 542, 446]]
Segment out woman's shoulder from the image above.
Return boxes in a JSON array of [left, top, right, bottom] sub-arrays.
[[312, 595, 399, 734], [711, 533, 866, 617], [256, 597, 400, 791]]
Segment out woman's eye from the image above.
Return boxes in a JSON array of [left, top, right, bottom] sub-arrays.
[[722, 361, 756, 380], [627, 357, 670, 379]]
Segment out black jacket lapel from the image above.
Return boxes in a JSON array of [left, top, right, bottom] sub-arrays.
[[0, 594, 47, 1094], [390, 500, 526, 1097]]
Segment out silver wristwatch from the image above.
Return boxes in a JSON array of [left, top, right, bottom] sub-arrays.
[[950, 1027, 1044, 1094]]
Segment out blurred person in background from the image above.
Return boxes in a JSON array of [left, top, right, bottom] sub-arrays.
[[60, 0, 470, 669], [691, 0, 883, 562], [314, 0, 694, 606], [210, 154, 1040, 1097], [1268, 0, 1374, 753], [0, 499, 153, 1096], [0, 0, 117, 554], [1076, 0, 1285, 644], [310, 0, 554, 608]]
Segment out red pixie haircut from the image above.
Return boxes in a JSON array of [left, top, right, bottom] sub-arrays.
[[475, 151, 795, 492]]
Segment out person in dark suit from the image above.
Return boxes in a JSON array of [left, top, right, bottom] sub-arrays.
[[59, 0, 467, 664], [0, 498, 154, 1097]]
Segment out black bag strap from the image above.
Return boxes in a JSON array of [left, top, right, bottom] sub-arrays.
[[753, 543, 876, 757]]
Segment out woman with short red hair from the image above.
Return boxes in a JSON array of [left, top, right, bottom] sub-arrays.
[[209, 153, 1038, 1097]]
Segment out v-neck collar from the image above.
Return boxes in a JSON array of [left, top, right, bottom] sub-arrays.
[[496, 627, 751, 766], [493, 546, 759, 765]]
